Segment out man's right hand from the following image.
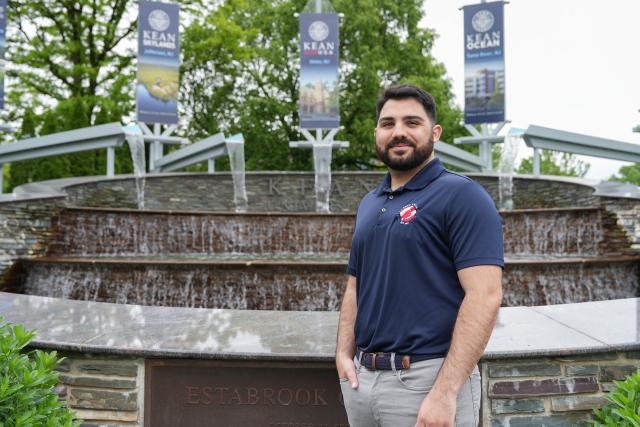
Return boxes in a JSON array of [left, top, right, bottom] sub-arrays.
[[336, 354, 359, 389]]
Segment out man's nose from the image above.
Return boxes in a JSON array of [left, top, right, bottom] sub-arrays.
[[390, 123, 408, 139]]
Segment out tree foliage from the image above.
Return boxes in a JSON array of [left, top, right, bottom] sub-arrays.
[[180, 0, 465, 171], [517, 150, 590, 178], [4, 0, 137, 190], [610, 163, 640, 186], [7, 0, 136, 121], [4, 0, 469, 187]]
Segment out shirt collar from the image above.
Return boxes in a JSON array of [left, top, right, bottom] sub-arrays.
[[376, 157, 445, 195]]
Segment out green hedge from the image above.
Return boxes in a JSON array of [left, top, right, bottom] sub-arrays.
[[590, 368, 640, 427], [0, 318, 80, 427]]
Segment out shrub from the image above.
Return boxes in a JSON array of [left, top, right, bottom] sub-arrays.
[[0, 317, 80, 426], [590, 368, 640, 427]]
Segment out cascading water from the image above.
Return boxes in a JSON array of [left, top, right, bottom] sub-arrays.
[[313, 143, 332, 213], [498, 130, 522, 210], [125, 133, 146, 210], [226, 135, 248, 213]]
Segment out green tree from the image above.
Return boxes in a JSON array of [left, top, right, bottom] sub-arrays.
[[517, 150, 590, 177], [610, 163, 640, 186], [612, 123, 640, 185], [180, 0, 465, 171], [7, 0, 136, 122], [5, 0, 138, 190]]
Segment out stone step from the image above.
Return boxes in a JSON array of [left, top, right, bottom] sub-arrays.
[[49, 207, 635, 258], [6, 256, 638, 310]]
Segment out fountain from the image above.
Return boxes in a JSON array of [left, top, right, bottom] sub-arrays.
[[0, 169, 638, 426], [125, 132, 146, 210], [498, 130, 522, 211]]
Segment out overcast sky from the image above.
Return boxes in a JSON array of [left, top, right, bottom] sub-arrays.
[[421, 0, 640, 181]]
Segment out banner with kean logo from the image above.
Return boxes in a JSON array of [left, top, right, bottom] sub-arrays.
[[299, 13, 340, 129], [0, 0, 7, 110], [137, 1, 180, 124], [463, 1, 505, 124]]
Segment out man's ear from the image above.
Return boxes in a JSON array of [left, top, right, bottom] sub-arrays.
[[432, 124, 443, 141]]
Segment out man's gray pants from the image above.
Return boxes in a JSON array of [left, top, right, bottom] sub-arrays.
[[340, 356, 481, 427]]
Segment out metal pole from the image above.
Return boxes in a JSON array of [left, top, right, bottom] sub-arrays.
[[0, 164, 4, 194], [106, 147, 115, 177], [533, 147, 541, 176], [208, 158, 215, 173], [479, 123, 491, 172], [315, 0, 321, 13], [148, 141, 155, 171], [152, 123, 162, 172], [482, 141, 492, 172]]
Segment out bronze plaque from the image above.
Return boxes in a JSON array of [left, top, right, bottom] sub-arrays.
[[145, 359, 349, 427]]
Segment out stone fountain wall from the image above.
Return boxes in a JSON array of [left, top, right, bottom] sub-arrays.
[[11, 258, 639, 309], [0, 197, 64, 279], [4, 204, 638, 309], [52, 353, 144, 426], [48, 207, 634, 258], [42, 347, 640, 426], [48, 210, 354, 257], [482, 350, 640, 426], [2, 173, 639, 426], [61, 172, 601, 212], [15, 261, 347, 311]]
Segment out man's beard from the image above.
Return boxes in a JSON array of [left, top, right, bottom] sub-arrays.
[[376, 136, 435, 171]]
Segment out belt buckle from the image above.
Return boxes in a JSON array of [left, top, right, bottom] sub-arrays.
[[402, 355, 411, 369]]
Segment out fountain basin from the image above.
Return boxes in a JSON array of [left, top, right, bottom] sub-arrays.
[[1, 171, 639, 426], [5, 255, 638, 309], [47, 205, 634, 258], [1, 291, 639, 426]]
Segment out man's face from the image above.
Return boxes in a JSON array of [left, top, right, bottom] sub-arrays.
[[375, 98, 442, 171]]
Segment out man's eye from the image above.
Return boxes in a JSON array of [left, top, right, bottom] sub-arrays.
[[381, 122, 394, 128]]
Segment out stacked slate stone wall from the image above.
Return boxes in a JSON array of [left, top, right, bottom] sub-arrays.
[[0, 197, 64, 279], [54, 353, 144, 426], [61, 173, 601, 213], [601, 197, 640, 251], [37, 349, 640, 426], [482, 350, 640, 426], [471, 176, 600, 209]]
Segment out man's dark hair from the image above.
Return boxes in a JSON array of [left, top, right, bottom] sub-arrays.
[[375, 84, 437, 124]]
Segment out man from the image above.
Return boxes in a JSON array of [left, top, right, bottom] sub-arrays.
[[336, 84, 503, 427]]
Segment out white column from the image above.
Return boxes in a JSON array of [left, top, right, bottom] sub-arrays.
[[533, 147, 541, 176], [148, 143, 155, 171], [106, 147, 115, 177], [208, 159, 215, 173]]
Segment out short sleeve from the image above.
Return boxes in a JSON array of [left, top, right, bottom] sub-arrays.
[[446, 181, 504, 270], [347, 218, 359, 277], [347, 245, 358, 276]]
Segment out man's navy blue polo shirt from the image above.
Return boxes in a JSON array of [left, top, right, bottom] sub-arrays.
[[347, 157, 504, 356]]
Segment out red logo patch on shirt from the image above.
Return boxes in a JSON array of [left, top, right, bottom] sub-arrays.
[[399, 204, 418, 224]]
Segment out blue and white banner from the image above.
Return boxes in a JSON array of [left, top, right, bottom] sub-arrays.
[[136, 0, 180, 124], [463, 1, 505, 124], [299, 13, 340, 129], [0, 0, 7, 110]]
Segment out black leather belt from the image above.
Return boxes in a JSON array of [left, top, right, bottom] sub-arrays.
[[357, 349, 443, 370]]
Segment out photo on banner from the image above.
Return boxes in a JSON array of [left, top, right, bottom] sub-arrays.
[[463, 1, 505, 125], [137, 0, 180, 125], [299, 13, 340, 129]]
